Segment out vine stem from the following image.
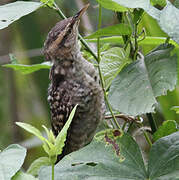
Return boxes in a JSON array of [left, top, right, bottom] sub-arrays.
[[52, 164, 55, 180], [146, 113, 157, 134], [96, 4, 121, 130], [53, 1, 121, 130], [143, 131, 152, 147]]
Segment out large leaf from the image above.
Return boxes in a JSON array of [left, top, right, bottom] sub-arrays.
[[158, 1, 179, 44], [87, 36, 179, 46], [109, 0, 161, 20], [100, 47, 131, 89], [151, 0, 167, 7], [153, 120, 178, 141], [40, 0, 54, 7], [39, 130, 147, 180], [108, 44, 177, 116], [174, 0, 179, 8], [27, 157, 51, 176], [148, 131, 179, 180], [12, 171, 38, 180], [38, 130, 179, 180], [113, 0, 150, 9], [3, 62, 51, 74], [107, 0, 179, 44], [96, 0, 127, 12], [0, 144, 26, 180], [0, 1, 42, 30], [85, 24, 132, 39]]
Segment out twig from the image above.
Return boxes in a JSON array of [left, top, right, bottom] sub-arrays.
[[96, 4, 121, 129], [105, 114, 136, 122], [146, 113, 157, 134]]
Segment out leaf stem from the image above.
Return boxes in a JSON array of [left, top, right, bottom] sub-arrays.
[[97, 4, 102, 63], [51, 163, 55, 180], [146, 113, 157, 134], [96, 4, 121, 130], [143, 130, 152, 147], [133, 24, 138, 60]]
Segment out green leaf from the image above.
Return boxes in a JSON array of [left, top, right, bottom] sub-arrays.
[[96, 0, 128, 12], [42, 126, 56, 144], [171, 106, 179, 114], [3, 62, 52, 74], [12, 171, 38, 180], [55, 105, 78, 156], [16, 122, 46, 142], [86, 36, 179, 47], [39, 131, 179, 180], [0, 1, 42, 30], [42, 143, 51, 156], [39, 131, 147, 180], [27, 157, 51, 176], [109, 0, 161, 21], [133, 8, 144, 24], [40, 0, 54, 7], [150, 0, 167, 7], [153, 120, 178, 141], [148, 131, 179, 180], [16, 122, 57, 159], [158, 1, 179, 44], [112, 0, 150, 9], [0, 144, 26, 180], [108, 44, 177, 116], [100, 47, 131, 89], [85, 24, 132, 39], [173, 0, 179, 8], [111, 0, 179, 44]]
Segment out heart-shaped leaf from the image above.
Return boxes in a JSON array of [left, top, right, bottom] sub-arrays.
[[0, 1, 42, 30], [0, 144, 26, 180], [85, 24, 132, 39], [27, 157, 51, 176], [158, 1, 179, 44], [108, 44, 177, 116], [38, 130, 179, 180], [96, 0, 127, 12], [153, 120, 178, 141], [12, 171, 37, 180], [39, 131, 147, 180], [100, 47, 131, 89], [148, 131, 179, 180]]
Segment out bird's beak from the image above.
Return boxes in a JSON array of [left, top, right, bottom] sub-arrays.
[[73, 3, 90, 21]]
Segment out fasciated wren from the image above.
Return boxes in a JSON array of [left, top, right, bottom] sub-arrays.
[[44, 4, 104, 160]]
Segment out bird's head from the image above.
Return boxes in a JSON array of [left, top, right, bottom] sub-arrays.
[[44, 4, 89, 61]]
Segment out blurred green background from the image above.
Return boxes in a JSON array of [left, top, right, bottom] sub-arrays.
[[0, 0, 178, 167]]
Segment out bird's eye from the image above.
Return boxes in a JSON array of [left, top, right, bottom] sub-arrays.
[[74, 12, 80, 19]]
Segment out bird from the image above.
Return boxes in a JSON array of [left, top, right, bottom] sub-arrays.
[[44, 4, 104, 160]]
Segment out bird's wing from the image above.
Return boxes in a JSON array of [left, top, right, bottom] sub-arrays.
[[48, 82, 74, 137]]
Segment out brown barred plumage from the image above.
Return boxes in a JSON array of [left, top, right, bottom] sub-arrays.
[[44, 4, 104, 160]]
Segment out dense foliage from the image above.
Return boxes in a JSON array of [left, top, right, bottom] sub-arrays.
[[0, 0, 179, 180]]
